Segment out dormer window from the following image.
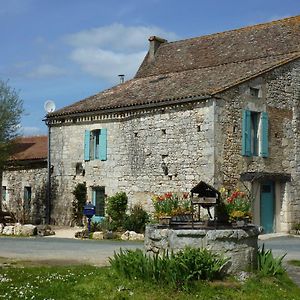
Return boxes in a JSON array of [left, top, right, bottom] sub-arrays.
[[250, 87, 261, 98]]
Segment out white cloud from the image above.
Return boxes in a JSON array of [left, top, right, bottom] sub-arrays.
[[70, 48, 146, 81], [22, 126, 46, 136], [65, 24, 178, 82], [65, 23, 178, 52], [26, 64, 67, 79]]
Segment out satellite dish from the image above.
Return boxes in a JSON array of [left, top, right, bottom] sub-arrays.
[[44, 100, 56, 113]]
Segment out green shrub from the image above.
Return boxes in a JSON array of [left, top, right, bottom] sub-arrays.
[[124, 204, 149, 233], [90, 220, 106, 232], [257, 244, 286, 276], [109, 247, 228, 289], [292, 223, 300, 231], [72, 182, 87, 226], [106, 192, 128, 231]]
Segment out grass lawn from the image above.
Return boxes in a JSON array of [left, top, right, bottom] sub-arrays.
[[0, 260, 300, 300], [288, 260, 300, 267]]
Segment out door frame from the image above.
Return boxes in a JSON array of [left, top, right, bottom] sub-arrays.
[[260, 181, 275, 233]]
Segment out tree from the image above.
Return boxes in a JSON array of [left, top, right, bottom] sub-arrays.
[[0, 80, 24, 211]]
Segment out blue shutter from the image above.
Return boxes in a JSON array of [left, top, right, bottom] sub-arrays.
[[84, 130, 90, 161], [242, 110, 251, 156], [99, 128, 107, 161], [260, 112, 269, 157]]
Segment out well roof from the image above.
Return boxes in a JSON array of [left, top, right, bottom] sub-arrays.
[[49, 15, 300, 118]]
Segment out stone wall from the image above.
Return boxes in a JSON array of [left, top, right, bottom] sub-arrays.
[[2, 164, 47, 224], [144, 225, 260, 273], [50, 100, 215, 225], [214, 59, 300, 231], [49, 59, 300, 229]]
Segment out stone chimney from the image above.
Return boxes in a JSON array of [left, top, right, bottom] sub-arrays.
[[148, 36, 167, 62]]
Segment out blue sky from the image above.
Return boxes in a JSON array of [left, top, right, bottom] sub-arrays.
[[1, 0, 299, 136]]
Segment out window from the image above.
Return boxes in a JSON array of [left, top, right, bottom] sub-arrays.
[[92, 187, 105, 222], [2, 186, 7, 202], [24, 186, 32, 213], [250, 112, 259, 156], [84, 128, 107, 161], [242, 110, 268, 157], [250, 87, 260, 98]]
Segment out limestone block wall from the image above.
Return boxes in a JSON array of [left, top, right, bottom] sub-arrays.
[[214, 59, 300, 231], [145, 225, 260, 273], [50, 100, 215, 225], [2, 165, 47, 224]]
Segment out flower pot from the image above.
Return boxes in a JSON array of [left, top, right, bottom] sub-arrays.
[[159, 216, 172, 226], [171, 214, 192, 222], [232, 217, 250, 227]]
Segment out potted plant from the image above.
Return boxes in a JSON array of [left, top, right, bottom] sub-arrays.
[[152, 192, 191, 225], [221, 189, 252, 226]]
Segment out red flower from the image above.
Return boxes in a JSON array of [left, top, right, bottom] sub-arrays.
[[164, 192, 173, 199], [227, 197, 233, 203]]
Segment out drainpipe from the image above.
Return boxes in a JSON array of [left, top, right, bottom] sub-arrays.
[[45, 119, 51, 225]]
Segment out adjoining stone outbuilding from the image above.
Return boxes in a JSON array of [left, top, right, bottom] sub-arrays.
[[1, 136, 47, 224], [46, 16, 300, 232]]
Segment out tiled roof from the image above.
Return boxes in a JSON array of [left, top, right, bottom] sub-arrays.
[[9, 136, 47, 161], [49, 15, 300, 118]]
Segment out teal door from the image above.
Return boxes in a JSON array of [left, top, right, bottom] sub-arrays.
[[260, 182, 275, 233], [92, 187, 105, 223]]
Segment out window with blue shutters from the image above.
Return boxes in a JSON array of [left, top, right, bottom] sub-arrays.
[[242, 110, 268, 157], [84, 128, 107, 161]]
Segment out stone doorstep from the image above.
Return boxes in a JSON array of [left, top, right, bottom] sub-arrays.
[[258, 233, 295, 240]]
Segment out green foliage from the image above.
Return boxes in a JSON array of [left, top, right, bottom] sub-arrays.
[[106, 192, 128, 231], [72, 182, 87, 226], [90, 220, 104, 232], [0, 80, 24, 165], [287, 260, 300, 267], [1, 262, 300, 299], [152, 192, 190, 218], [223, 190, 252, 221], [292, 222, 300, 231], [124, 204, 149, 233], [0, 80, 24, 210], [257, 244, 286, 276], [109, 247, 229, 289]]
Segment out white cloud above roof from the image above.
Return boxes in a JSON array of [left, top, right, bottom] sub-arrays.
[[65, 23, 178, 51], [65, 23, 178, 82], [70, 48, 146, 81], [26, 64, 67, 79]]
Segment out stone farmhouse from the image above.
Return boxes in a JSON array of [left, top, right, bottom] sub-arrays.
[[46, 16, 300, 232], [2, 136, 47, 224]]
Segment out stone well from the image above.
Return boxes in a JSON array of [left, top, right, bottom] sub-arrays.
[[144, 225, 260, 273]]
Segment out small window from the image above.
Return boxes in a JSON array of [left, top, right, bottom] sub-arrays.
[[250, 87, 260, 98], [24, 186, 32, 213], [2, 186, 7, 202]]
